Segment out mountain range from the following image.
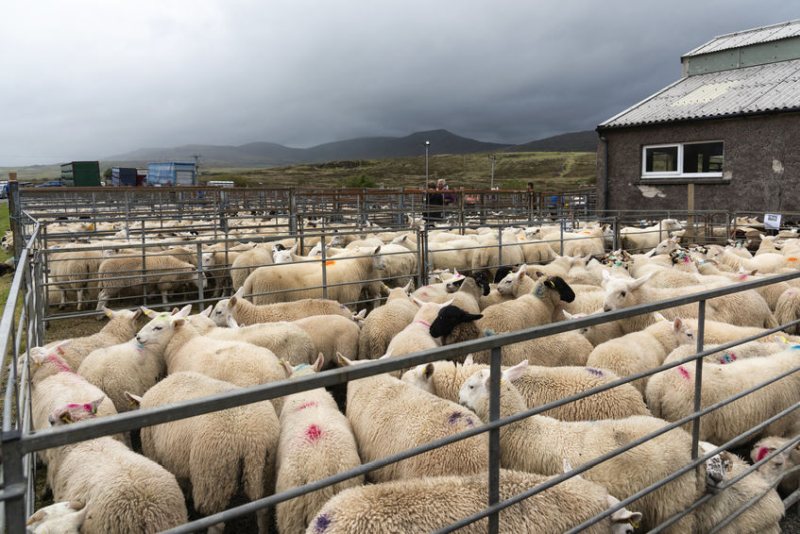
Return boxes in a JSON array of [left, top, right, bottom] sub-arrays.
[[106, 129, 597, 168]]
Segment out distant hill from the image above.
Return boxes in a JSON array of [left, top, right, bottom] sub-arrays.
[[106, 130, 508, 168], [507, 130, 598, 153]]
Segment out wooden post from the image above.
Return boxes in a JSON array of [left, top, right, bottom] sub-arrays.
[[686, 183, 695, 241]]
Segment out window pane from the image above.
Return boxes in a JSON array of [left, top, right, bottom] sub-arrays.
[[683, 142, 723, 173], [645, 146, 678, 173]]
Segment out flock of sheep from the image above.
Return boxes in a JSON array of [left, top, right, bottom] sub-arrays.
[[22, 213, 800, 533]]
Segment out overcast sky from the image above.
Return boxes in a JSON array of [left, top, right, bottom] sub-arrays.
[[0, 1, 795, 166]]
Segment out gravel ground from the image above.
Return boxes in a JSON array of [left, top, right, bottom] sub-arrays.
[[783, 503, 800, 533]]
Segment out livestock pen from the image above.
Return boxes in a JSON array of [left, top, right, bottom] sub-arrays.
[[2, 184, 800, 532]]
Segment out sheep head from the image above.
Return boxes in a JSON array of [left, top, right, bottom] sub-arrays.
[[211, 298, 231, 327], [606, 495, 643, 534], [400, 363, 436, 394], [458, 360, 527, 415], [497, 264, 527, 296], [602, 271, 652, 312], [47, 396, 104, 426], [135, 305, 190, 346], [429, 305, 482, 339], [26, 501, 87, 533], [539, 276, 575, 303], [672, 318, 695, 346]]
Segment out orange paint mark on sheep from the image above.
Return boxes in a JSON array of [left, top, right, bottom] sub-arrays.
[[305, 424, 323, 442], [325, 260, 336, 266], [788, 257, 798, 262]]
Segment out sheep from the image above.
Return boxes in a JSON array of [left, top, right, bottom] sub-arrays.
[[26, 501, 87, 534], [45, 404, 188, 534], [564, 310, 626, 346], [480, 264, 536, 309], [751, 435, 800, 494], [477, 275, 575, 334], [664, 338, 790, 366], [562, 226, 606, 257], [374, 242, 417, 287], [586, 317, 693, 394], [136, 307, 287, 394], [775, 287, 800, 334], [188, 308, 317, 365], [126, 371, 279, 534], [27, 346, 122, 466], [384, 299, 453, 358], [426, 275, 483, 314], [231, 244, 273, 290], [95, 254, 203, 309], [44, 307, 141, 369], [358, 284, 417, 359], [294, 314, 361, 364], [697, 442, 785, 534], [46, 247, 103, 310], [428, 238, 479, 272], [469, 327, 592, 367], [428, 304, 484, 350], [77, 336, 166, 413], [402, 359, 650, 420], [275, 358, 363, 534], [340, 355, 488, 482], [459, 361, 701, 533], [621, 219, 683, 251], [602, 271, 778, 329], [242, 246, 385, 305], [470, 229, 525, 276], [707, 245, 788, 273], [217, 289, 352, 326], [645, 348, 800, 444], [307, 469, 642, 534]]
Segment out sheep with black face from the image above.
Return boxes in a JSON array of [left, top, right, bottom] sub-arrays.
[[477, 275, 575, 334]]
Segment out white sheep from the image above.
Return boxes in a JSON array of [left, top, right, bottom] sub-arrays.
[[231, 244, 273, 290], [45, 404, 188, 534], [621, 219, 683, 251], [751, 435, 800, 494], [26, 501, 87, 534], [46, 247, 103, 310], [477, 275, 575, 334], [358, 284, 417, 359], [775, 286, 800, 334], [402, 359, 650, 421], [384, 299, 453, 358], [126, 371, 279, 534], [276, 358, 363, 534], [459, 361, 701, 532], [339, 355, 488, 482], [242, 246, 385, 305], [292, 313, 361, 364], [135, 307, 287, 397], [44, 307, 141, 370], [645, 348, 800, 444], [215, 289, 353, 326], [95, 253, 204, 309], [472, 329, 593, 367], [307, 469, 642, 534]]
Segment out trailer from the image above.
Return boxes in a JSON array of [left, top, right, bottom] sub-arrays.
[[146, 162, 196, 186], [60, 161, 101, 186]]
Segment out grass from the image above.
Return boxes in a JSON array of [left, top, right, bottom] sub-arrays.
[[199, 151, 596, 191]]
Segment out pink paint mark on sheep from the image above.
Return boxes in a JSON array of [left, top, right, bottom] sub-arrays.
[[46, 354, 73, 374], [305, 424, 323, 442], [756, 447, 770, 462], [296, 401, 319, 412], [677, 366, 691, 380]]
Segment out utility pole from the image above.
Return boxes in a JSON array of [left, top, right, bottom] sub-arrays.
[[424, 141, 430, 190], [191, 153, 202, 179]]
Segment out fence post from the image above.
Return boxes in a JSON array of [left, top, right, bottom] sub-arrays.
[[416, 227, 429, 287], [559, 218, 565, 255], [488, 345, 503, 534], [289, 189, 297, 234], [196, 242, 205, 308], [613, 216, 621, 251], [690, 299, 706, 460], [8, 178, 23, 263], [497, 226, 503, 267], [321, 240, 328, 300], [2, 430, 27, 534]]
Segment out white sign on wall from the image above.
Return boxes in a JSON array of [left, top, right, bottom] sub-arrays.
[[764, 213, 782, 230]]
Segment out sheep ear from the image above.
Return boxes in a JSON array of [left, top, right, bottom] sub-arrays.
[[87, 396, 105, 414], [373, 245, 381, 255], [516, 264, 527, 278], [173, 318, 186, 329], [353, 309, 367, 321], [336, 352, 353, 367], [170, 307, 179, 315], [313, 353, 325, 372], [124, 391, 142, 408], [628, 272, 653, 290], [403, 280, 413, 294], [175, 305, 192, 319], [226, 315, 239, 328], [280, 359, 293, 377], [131, 308, 143, 321], [422, 362, 434, 380], [201, 306, 213, 318], [140, 306, 156, 318], [290, 243, 298, 254], [502, 360, 528, 382], [673, 318, 683, 331], [563, 310, 576, 320], [463, 354, 474, 366]]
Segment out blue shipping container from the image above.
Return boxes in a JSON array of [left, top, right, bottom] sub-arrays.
[[146, 162, 196, 186]]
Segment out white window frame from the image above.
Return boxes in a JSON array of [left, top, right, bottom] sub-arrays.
[[641, 140, 724, 179]]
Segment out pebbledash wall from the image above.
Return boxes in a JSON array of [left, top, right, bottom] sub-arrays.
[[596, 111, 800, 214]]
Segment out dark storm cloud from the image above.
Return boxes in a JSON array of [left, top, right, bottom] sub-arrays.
[[0, 0, 795, 165]]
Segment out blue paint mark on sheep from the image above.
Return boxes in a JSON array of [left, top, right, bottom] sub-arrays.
[[314, 513, 331, 533], [586, 367, 604, 377], [448, 412, 462, 424]]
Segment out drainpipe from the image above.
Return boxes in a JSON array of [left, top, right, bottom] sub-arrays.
[[598, 132, 609, 216]]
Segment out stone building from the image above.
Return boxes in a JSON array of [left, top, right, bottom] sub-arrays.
[[596, 20, 800, 214]]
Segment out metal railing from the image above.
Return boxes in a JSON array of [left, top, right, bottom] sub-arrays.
[[2, 184, 800, 532]]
